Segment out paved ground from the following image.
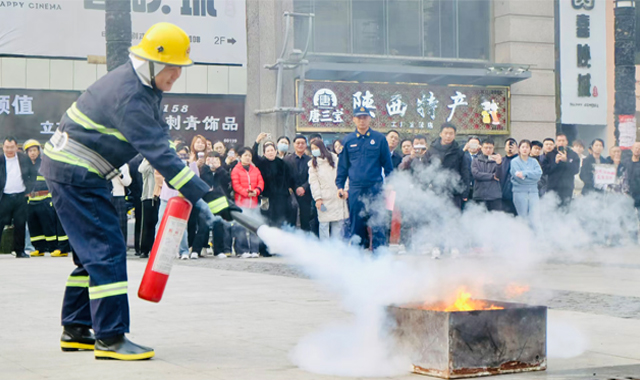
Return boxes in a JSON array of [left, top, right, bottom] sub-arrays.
[[1, 246, 639, 380]]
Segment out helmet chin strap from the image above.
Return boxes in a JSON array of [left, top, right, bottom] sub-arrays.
[[149, 61, 157, 90]]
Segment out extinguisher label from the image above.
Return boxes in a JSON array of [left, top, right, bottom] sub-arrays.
[[152, 216, 188, 275]]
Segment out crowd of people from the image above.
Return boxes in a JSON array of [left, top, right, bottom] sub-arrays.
[[3, 115, 640, 260]]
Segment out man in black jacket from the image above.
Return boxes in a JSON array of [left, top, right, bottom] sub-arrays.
[[471, 138, 503, 211], [424, 123, 471, 209], [498, 137, 518, 215], [386, 130, 403, 168], [542, 133, 580, 206], [0, 136, 37, 258], [284, 135, 313, 231]]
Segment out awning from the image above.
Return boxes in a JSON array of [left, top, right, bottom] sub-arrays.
[[304, 53, 531, 86]]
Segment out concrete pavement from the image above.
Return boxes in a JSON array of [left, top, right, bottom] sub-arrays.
[[1, 248, 639, 380]]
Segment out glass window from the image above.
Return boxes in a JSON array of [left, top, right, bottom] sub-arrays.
[[388, 0, 422, 56], [458, 0, 490, 60], [294, 0, 490, 60], [352, 0, 386, 54]]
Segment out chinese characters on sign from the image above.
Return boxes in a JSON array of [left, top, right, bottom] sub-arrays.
[[297, 80, 509, 134], [161, 95, 245, 146], [0, 90, 80, 142], [559, 0, 607, 124]]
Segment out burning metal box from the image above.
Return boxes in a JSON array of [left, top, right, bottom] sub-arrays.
[[387, 299, 547, 378]]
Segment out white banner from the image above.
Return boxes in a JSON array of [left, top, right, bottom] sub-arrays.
[[594, 164, 617, 186], [0, 0, 247, 65], [559, 0, 607, 125]]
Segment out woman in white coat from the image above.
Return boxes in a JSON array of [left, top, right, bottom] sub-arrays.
[[308, 138, 349, 239]]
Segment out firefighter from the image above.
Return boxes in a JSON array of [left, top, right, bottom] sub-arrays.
[[24, 139, 69, 257], [40, 22, 234, 360]]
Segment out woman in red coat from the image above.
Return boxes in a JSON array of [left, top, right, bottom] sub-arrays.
[[231, 147, 264, 208]]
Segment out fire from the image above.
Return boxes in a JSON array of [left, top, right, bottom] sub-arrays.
[[424, 288, 504, 312], [505, 283, 530, 298]]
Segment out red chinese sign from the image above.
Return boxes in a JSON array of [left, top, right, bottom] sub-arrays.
[[296, 80, 510, 135]]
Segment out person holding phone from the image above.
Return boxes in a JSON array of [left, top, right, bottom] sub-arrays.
[[542, 133, 580, 206], [308, 138, 348, 239], [471, 138, 503, 211]]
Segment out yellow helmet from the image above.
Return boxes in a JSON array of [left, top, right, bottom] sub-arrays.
[[130, 22, 193, 67], [23, 139, 41, 152]]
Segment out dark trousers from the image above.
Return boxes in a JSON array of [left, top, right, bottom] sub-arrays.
[[140, 198, 159, 255], [55, 210, 71, 253], [502, 197, 517, 216], [347, 184, 386, 252], [110, 196, 128, 246], [49, 180, 129, 339], [266, 194, 291, 227], [212, 220, 232, 254], [551, 188, 573, 208], [482, 199, 503, 212], [28, 200, 57, 252], [295, 194, 313, 231], [132, 198, 142, 254], [0, 192, 28, 254]]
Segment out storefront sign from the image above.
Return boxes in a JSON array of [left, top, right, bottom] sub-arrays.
[[594, 164, 617, 186], [0, 0, 247, 65], [0, 90, 245, 148], [162, 94, 245, 146], [559, 0, 607, 125], [0, 89, 80, 143], [296, 80, 509, 134]]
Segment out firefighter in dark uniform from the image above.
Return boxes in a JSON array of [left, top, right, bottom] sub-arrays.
[[335, 107, 394, 252], [24, 139, 70, 257], [40, 23, 234, 360]]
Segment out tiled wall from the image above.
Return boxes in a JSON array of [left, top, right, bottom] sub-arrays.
[[0, 57, 247, 95]]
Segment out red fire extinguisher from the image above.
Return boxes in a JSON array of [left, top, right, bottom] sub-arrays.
[[138, 196, 193, 303]]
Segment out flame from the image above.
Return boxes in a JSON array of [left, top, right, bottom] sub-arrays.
[[505, 283, 530, 298], [424, 288, 504, 312]]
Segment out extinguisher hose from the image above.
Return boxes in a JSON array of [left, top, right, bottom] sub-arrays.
[[230, 210, 265, 235]]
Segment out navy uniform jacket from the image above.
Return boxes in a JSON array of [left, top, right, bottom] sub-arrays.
[[336, 128, 394, 189], [41, 62, 209, 205]]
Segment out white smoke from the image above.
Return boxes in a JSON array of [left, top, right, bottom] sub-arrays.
[[253, 160, 634, 376]]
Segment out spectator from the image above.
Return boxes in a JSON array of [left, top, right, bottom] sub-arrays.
[[201, 152, 232, 197], [424, 123, 471, 209], [542, 138, 556, 156], [225, 146, 239, 170], [0, 136, 36, 258], [572, 140, 586, 160], [252, 133, 295, 227], [336, 107, 393, 251], [230, 147, 264, 258], [200, 152, 232, 257], [277, 136, 291, 159], [213, 140, 227, 158], [471, 138, 503, 211], [579, 138, 606, 195], [510, 140, 543, 220], [231, 147, 264, 208], [464, 136, 481, 202], [285, 135, 313, 232], [498, 137, 519, 215], [399, 135, 428, 173], [138, 158, 157, 259], [400, 139, 413, 157], [189, 134, 208, 169], [538, 137, 556, 196], [128, 154, 144, 256], [626, 143, 640, 239], [542, 133, 580, 206], [308, 138, 349, 239], [386, 130, 402, 168], [206, 139, 213, 153], [332, 139, 344, 155], [531, 141, 543, 160], [572, 139, 587, 197], [110, 163, 132, 245], [604, 146, 628, 194]]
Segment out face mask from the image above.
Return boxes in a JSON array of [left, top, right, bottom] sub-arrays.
[[277, 143, 289, 153], [179, 153, 188, 161], [311, 149, 321, 157]]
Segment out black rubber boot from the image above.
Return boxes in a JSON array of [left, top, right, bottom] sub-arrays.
[[60, 325, 95, 351], [94, 335, 154, 361]]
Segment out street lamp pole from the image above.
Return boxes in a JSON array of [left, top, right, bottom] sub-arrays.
[[614, 0, 636, 146]]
